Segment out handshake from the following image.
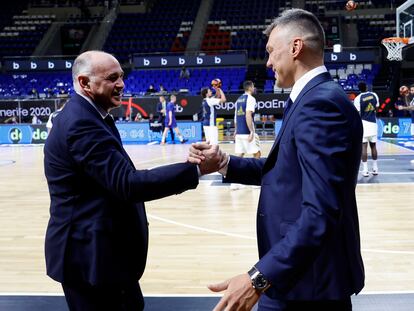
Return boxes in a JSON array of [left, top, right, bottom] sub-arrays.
[[187, 142, 229, 175]]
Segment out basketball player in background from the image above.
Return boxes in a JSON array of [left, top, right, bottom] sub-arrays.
[[201, 86, 226, 145], [230, 80, 261, 190], [160, 94, 187, 144], [397, 85, 414, 136], [354, 82, 380, 176], [234, 81, 261, 158], [397, 102, 414, 135], [157, 95, 174, 143]]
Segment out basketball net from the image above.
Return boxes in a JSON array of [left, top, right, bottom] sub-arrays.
[[381, 37, 409, 61]]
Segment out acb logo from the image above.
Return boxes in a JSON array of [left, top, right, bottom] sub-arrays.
[[8, 128, 23, 144]]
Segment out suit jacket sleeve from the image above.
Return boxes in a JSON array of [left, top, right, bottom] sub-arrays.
[[223, 156, 266, 185], [255, 98, 352, 293], [67, 118, 199, 202]]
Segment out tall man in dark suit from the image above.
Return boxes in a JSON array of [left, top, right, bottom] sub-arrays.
[[44, 50, 224, 310], [190, 9, 364, 311]]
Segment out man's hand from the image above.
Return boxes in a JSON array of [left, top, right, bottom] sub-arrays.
[[187, 142, 211, 164], [208, 274, 260, 311], [187, 142, 228, 175], [199, 145, 226, 175]]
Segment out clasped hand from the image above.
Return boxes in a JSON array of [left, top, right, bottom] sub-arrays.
[[187, 142, 228, 175]]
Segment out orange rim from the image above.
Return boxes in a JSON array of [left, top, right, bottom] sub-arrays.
[[382, 37, 409, 44]]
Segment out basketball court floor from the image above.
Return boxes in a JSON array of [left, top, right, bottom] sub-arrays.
[[0, 138, 414, 310]]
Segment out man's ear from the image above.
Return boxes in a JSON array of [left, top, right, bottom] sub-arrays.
[[78, 75, 90, 90], [291, 38, 304, 59]]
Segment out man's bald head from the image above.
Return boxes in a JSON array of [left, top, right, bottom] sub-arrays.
[[72, 50, 124, 111], [72, 51, 119, 91], [264, 9, 325, 57]]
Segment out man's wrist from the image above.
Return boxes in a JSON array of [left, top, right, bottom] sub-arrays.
[[218, 154, 230, 177], [247, 266, 271, 292]]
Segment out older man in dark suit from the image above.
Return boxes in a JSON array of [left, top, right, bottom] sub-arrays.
[[191, 9, 364, 311], [44, 50, 223, 310]]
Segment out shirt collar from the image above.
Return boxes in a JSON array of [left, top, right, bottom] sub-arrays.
[[76, 91, 108, 119], [289, 65, 328, 103]]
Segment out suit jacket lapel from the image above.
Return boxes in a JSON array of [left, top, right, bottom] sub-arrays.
[[72, 94, 134, 167], [263, 72, 332, 173]]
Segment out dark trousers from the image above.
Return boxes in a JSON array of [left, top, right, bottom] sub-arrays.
[[62, 282, 144, 311], [258, 294, 352, 311]]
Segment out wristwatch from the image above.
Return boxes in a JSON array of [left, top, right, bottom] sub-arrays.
[[248, 266, 271, 292]]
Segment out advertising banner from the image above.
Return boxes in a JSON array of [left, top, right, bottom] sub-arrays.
[[132, 53, 247, 69], [112, 94, 289, 120], [0, 124, 48, 144], [378, 118, 412, 138], [3, 59, 74, 72], [0, 122, 201, 144], [0, 100, 60, 123], [324, 50, 377, 63]]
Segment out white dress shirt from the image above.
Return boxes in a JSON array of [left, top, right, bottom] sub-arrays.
[[289, 65, 328, 103]]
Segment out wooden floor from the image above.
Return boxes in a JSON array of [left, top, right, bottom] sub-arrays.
[[0, 139, 413, 295]]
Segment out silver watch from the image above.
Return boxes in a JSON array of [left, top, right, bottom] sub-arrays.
[[248, 266, 271, 292]]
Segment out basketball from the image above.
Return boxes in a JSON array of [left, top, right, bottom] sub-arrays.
[[400, 85, 409, 96], [211, 78, 222, 89], [345, 0, 357, 11]]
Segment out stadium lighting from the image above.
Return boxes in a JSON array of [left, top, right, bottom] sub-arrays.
[[333, 44, 342, 53]]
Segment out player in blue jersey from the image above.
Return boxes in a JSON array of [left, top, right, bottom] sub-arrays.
[[234, 81, 261, 158], [200, 86, 226, 145], [354, 82, 379, 177], [230, 81, 261, 190], [160, 94, 187, 144]]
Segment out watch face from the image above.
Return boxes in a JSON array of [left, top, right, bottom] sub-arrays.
[[254, 274, 268, 289]]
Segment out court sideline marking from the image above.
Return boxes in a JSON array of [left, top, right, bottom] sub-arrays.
[[147, 214, 414, 255]]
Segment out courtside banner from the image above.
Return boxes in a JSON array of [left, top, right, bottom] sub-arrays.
[[0, 95, 287, 124], [377, 118, 412, 138], [133, 53, 247, 68], [0, 124, 48, 144], [0, 122, 201, 144], [1, 91, 392, 123], [116, 121, 202, 143], [0, 100, 58, 123], [112, 94, 289, 119]]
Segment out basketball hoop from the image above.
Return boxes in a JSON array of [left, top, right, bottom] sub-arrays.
[[381, 37, 410, 61]]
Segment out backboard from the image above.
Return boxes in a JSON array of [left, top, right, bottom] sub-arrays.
[[397, 0, 414, 38]]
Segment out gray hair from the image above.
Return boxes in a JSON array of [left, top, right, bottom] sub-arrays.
[[72, 54, 92, 91], [72, 50, 113, 92], [264, 9, 325, 55]]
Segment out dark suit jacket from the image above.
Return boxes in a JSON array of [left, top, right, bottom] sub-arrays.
[[224, 72, 365, 301], [44, 93, 198, 286]]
